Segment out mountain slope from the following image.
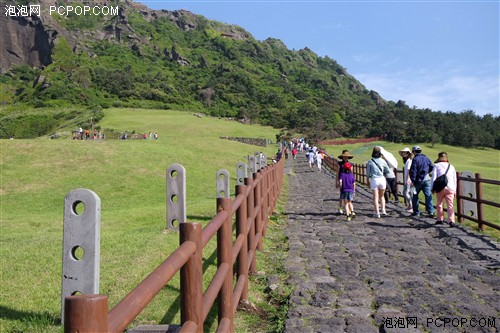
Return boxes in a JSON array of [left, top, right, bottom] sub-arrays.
[[0, 0, 498, 148]]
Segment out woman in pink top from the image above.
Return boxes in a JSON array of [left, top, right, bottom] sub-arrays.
[[432, 152, 457, 227]]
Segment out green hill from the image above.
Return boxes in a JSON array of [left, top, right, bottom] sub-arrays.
[[0, 0, 498, 148]]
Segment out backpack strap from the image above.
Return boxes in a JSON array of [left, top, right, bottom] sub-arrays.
[[371, 159, 383, 172]]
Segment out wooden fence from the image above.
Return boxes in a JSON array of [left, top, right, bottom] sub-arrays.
[[62, 154, 285, 332], [323, 155, 499, 231]]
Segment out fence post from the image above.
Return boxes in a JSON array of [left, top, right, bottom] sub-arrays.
[[179, 222, 203, 333], [456, 172, 463, 223], [248, 155, 257, 174], [216, 170, 233, 330], [167, 164, 186, 231], [245, 175, 256, 273], [476, 173, 484, 231], [263, 166, 270, 234], [64, 294, 108, 332], [235, 183, 249, 300], [254, 171, 263, 251], [460, 171, 477, 224], [236, 162, 247, 186], [61, 189, 101, 323]]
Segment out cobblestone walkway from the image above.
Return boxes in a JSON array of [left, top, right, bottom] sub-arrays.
[[283, 157, 499, 333]]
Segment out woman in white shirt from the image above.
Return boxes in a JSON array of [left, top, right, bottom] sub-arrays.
[[432, 152, 457, 227], [399, 148, 413, 211], [366, 147, 390, 218]]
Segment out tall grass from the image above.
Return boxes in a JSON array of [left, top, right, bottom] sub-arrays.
[[1, 108, 279, 332]]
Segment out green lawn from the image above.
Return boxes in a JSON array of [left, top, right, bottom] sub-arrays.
[[1, 108, 280, 333]]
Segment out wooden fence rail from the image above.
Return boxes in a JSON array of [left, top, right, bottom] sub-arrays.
[[63, 155, 285, 332], [323, 155, 499, 231]]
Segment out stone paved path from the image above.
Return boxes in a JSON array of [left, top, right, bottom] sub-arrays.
[[282, 157, 499, 333]]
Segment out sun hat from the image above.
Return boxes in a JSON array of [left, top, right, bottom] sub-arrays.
[[412, 146, 422, 153], [338, 150, 354, 159], [434, 152, 449, 163], [399, 147, 411, 156]]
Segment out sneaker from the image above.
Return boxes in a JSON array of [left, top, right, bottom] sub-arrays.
[[382, 210, 388, 216], [376, 213, 381, 219], [410, 212, 421, 217], [449, 222, 456, 227], [427, 213, 435, 218], [435, 220, 444, 225], [346, 215, 351, 222], [338, 208, 343, 215], [351, 212, 356, 218]]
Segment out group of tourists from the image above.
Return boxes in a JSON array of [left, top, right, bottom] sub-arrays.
[[336, 146, 457, 226], [73, 128, 104, 140]]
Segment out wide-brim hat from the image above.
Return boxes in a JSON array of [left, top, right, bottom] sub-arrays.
[[434, 152, 448, 163], [338, 151, 353, 159], [399, 147, 411, 156]]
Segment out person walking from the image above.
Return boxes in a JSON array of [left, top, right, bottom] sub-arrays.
[[379, 147, 399, 204], [409, 146, 434, 217], [336, 150, 353, 214], [307, 148, 314, 169], [399, 147, 413, 211], [339, 162, 356, 221], [366, 147, 390, 218], [315, 150, 323, 171], [432, 152, 457, 227]]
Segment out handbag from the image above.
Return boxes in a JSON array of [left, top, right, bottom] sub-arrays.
[[432, 164, 451, 193]]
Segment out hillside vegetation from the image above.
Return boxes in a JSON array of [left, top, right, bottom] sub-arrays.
[[1, 1, 498, 148]]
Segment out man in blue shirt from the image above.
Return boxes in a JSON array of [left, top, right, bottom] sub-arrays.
[[409, 146, 434, 217]]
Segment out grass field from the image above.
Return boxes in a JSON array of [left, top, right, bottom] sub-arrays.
[[1, 108, 281, 332], [321, 140, 500, 238], [1, 109, 499, 332]]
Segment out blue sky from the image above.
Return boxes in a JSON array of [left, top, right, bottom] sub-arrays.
[[139, 1, 499, 116]]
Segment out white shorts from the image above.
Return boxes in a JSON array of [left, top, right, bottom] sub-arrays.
[[370, 177, 387, 190]]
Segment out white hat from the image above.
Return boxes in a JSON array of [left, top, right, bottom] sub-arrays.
[[399, 147, 411, 156]]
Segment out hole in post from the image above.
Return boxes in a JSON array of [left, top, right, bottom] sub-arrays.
[[219, 191, 225, 197], [468, 193, 474, 198], [219, 173, 226, 180], [170, 195, 178, 203], [468, 210, 475, 217], [71, 291, 82, 296], [72, 201, 86, 216], [239, 178, 243, 183], [171, 219, 179, 228], [170, 170, 178, 179], [71, 246, 85, 260]]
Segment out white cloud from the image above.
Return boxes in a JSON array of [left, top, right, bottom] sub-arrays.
[[354, 68, 499, 116]]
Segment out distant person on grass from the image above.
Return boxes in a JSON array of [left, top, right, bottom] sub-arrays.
[[367, 147, 390, 219], [339, 162, 356, 221], [409, 146, 434, 218], [432, 152, 457, 227]]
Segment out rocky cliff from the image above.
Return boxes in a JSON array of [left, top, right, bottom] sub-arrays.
[[0, 0, 250, 72], [0, 14, 55, 72]]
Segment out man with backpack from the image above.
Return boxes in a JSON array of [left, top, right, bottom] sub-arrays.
[[409, 146, 434, 218]]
